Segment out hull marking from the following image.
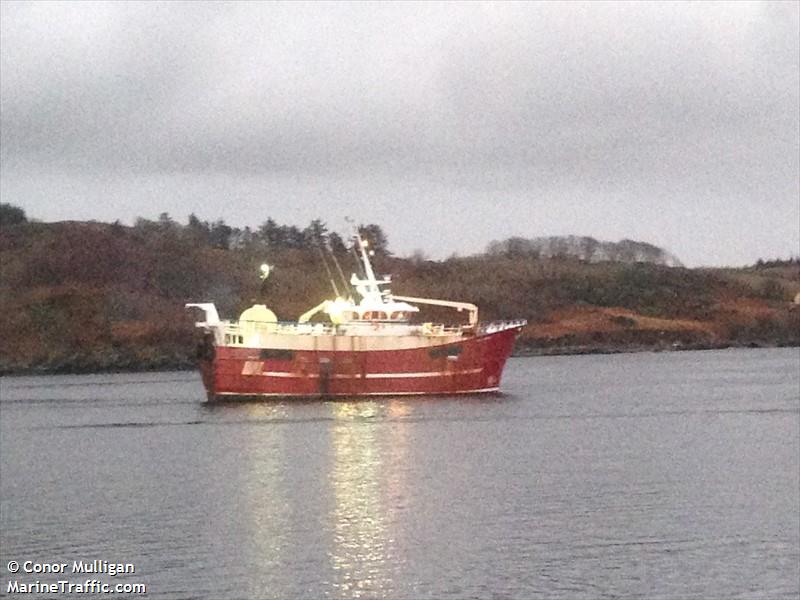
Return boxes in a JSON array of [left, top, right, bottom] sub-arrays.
[[250, 368, 484, 379]]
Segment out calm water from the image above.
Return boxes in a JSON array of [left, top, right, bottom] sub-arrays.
[[1, 348, 798, 599]]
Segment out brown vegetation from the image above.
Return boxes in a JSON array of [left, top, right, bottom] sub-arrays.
[[0, 215, 797, 373]]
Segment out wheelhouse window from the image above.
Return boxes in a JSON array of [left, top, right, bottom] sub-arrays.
[[362, 311, 388, 320]]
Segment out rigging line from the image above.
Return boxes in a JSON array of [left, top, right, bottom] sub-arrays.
[[316, 241, 340, 297], [329, 245, 351, 297], [350, 241, 366, 280]]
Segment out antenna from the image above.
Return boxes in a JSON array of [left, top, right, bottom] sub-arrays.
[[344, 217, 365, 279]]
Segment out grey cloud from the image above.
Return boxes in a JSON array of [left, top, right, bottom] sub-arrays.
[[3, 2, 796, 174], [1, 1, 797, 265]]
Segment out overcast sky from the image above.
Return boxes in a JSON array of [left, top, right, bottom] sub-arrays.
[[1, 1, 798, 265]]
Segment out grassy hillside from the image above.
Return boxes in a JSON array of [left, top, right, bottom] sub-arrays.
[[0, 219, 797, 374]]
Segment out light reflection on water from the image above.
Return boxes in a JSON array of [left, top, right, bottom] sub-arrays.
[[327, 401, 404, 598]]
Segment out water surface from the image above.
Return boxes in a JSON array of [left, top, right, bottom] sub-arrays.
[[1, 348, 798, 598]]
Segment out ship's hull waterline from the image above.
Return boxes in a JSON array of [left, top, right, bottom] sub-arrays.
[[197, 326, 521, 400]]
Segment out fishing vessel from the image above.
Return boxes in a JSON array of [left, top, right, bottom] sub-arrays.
[[186, 234, 525, 400]]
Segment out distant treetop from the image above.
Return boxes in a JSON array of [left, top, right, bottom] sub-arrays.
[[126, 213, 391, 257], [486, 235, 683, 267], [0, 203, 27, 227]]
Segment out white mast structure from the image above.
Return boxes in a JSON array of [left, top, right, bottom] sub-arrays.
[[350, 235, 391, 304], [300, 230, 479, 327]]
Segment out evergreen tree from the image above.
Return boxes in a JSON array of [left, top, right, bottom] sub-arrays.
[[303, 219, 328, 245], [328, 232, 347, 254], [0, 203, 27, 227], [358, 224, 389, 256]]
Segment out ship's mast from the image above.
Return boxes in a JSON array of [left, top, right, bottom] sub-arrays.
[[357, 235, 379, 293], [350, 231, 390, 302]]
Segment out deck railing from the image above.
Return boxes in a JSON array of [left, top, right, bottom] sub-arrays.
[[477, 319, 528, 334], [219, 320, 469, 345], [217, 319, 527, 346]]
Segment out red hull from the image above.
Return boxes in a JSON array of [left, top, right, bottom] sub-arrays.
[[197, 327, 519, 400]]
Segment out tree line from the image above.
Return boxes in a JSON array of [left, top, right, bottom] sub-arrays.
[[486, 235, 684, 266], [3, 202, 796, 270], [131, 212, 389, 256]]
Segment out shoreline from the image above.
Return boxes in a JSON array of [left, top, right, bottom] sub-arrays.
[[514, 339, 799, 357], [1, 341, 796, 377]]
